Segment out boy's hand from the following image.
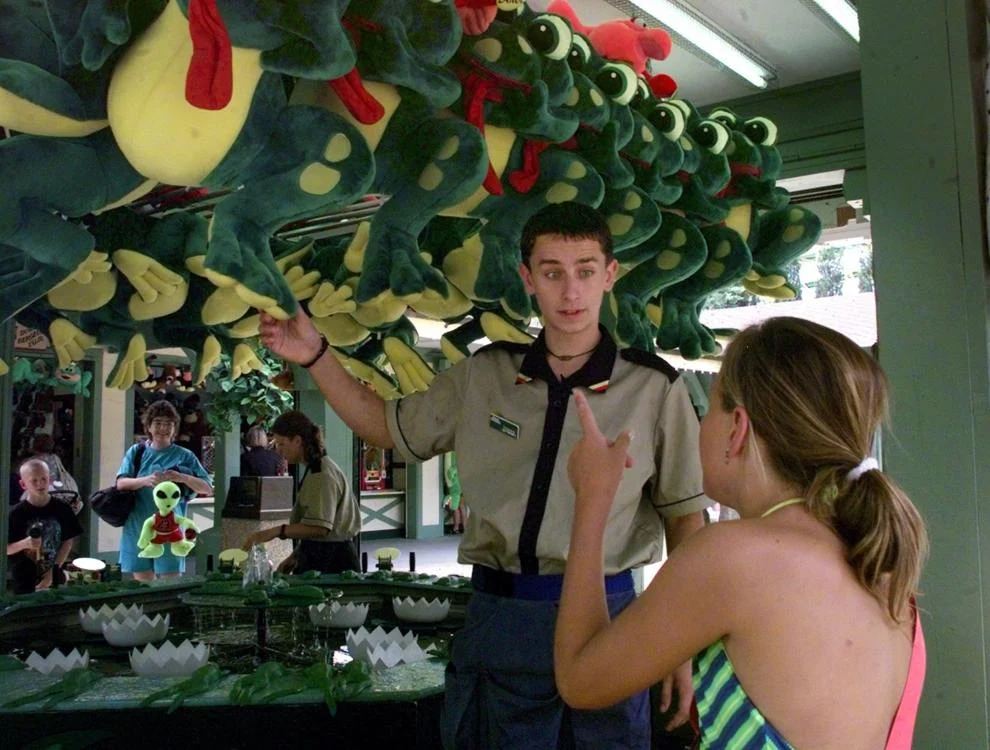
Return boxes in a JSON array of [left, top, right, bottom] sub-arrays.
[[258, 307, 323, 366], [19, 536, 42, 560], [36, 569, 53, 590], [567, 390, 633, 522]]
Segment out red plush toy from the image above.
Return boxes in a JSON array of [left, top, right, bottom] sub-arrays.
[[547, 0, 673, 76], [455, 0, 498, 36]]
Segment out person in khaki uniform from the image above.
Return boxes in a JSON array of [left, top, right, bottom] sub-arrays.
[[241, 411, 360, 574], [258, 202, 709, 749]]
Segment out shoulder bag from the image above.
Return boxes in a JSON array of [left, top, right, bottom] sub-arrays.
[[89, 443, 147, 527]]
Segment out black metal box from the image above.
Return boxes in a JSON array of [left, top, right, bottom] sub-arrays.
[[221, 476, 294, 519]]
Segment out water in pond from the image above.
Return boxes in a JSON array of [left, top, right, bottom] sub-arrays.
[[1, 602, 456, 675]]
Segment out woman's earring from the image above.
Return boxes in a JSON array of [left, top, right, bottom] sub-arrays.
[[724, 449, 730, 465]]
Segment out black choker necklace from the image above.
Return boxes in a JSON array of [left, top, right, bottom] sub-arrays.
[[546, 344, 596, 362]]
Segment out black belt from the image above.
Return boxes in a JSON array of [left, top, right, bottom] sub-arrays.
[[471, 565, 634, 601]]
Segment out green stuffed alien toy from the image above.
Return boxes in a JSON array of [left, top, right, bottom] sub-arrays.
[[137, 480, 199, 559]]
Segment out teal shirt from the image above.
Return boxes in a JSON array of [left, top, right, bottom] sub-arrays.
[[117, 442, 211, 573]]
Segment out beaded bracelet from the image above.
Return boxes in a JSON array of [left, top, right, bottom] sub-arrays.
[[302, 335, 329, 369]]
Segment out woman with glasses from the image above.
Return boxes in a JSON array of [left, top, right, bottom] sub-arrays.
[[115, 400, 212, 581]]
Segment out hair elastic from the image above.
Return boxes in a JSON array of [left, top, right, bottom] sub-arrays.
[[846, 456, 879, 482]]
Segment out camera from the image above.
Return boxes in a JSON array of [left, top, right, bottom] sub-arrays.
[[27, 522, 43, 539]]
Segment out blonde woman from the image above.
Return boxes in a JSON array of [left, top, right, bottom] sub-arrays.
[[556, 318, 928, 749]]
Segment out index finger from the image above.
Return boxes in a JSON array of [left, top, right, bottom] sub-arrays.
[[572, 390, 603, 439]]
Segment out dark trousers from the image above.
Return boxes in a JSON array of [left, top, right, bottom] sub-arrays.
[[441, 586, 650, 750], [295, 538, 359, 574]]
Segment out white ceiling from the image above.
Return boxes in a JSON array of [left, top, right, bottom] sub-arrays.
[[530, 0, 861, 106]]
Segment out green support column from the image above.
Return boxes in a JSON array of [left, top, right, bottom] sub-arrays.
[[193, 423, 238, 573], [859, 1, 989, 745], [404, 456, 444, 540], [0, 320, 13, 596], [298, 388, 353, 477]]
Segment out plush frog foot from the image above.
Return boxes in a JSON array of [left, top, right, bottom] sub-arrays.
[[46, 251, 117, 312], [49, 318, 98, 369], [104, 333, 150, 390], [653, 224, 752, 358], [600, 186, 663, 255], [742, 205, 822, 299], [654, 294, 718, 360], [612, 213, 708, 300], [601, 291, 655, 351], [355, 227, 450, 304], [331, 347, 401, 401]]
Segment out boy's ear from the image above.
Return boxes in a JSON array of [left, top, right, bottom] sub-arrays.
[[18, 479, 27, 491], [519, 262, 535, 295], [603, 257, 619, 292]]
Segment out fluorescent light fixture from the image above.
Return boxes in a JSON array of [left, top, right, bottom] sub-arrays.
[[806, 0, 860, 42], [630, 0, 774, 88]]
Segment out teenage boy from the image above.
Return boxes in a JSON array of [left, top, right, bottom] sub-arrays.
[[258, 202, 709, 749], [7, 459, 82, 594]]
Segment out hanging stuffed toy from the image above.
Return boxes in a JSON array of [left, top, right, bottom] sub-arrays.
[[137, 480, 199, 558]]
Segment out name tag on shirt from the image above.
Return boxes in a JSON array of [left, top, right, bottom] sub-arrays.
[[489, 413, 520, 440]]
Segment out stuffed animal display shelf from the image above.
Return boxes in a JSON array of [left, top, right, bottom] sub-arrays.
[[0, 0, 821, 392]]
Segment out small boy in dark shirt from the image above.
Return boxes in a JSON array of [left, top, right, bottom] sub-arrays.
[[7, 459, 82, 594]]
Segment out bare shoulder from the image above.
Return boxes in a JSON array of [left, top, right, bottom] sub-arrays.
[[668, 517, 840, 597]]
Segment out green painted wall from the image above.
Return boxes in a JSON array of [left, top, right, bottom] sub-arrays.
[[859, 0, 989, 745], [0, 321, 13, 595]]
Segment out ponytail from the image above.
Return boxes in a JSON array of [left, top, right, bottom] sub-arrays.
[[806, 466, 928, 622], [718, 317, 929, 624], [271, 410, 326, 469]]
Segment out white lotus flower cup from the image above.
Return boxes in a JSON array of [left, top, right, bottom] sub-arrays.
[[309, 601, 369, 629], [130, 640, 210, 677], [79, 604, 144, 634], [102, 614, 170, 647], [25, 648, 89, 676], [392, 596, 450, 623], [364, 640, 429, 670], [346, 626, 426, 668]]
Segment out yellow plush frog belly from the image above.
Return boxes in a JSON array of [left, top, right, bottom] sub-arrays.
[[107, 0, 263, 185]]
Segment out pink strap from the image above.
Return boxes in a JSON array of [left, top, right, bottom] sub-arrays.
[[885, 608, 926, 749]]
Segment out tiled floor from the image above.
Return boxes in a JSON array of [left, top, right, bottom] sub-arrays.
[[362, 533, 471, 577]]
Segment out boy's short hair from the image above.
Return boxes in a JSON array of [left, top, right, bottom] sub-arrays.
[[142, 400, 181, 432], [519, 202, 614, 267], [18, 458, 49, 478]]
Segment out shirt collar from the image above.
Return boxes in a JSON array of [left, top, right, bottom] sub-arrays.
[[517, 325, 617, 392]]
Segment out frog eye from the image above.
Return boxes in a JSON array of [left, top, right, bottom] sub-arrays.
[[595, 62, 638, 106], [743, 116, 778, 146], [667, 98, 692, 118], [527, 14, 572, 61], [648, 103, 686, 141], [692, 119, 730, 154], [568, 34, 591, 71], [631, 78, 651, 106], [707, 108, 737, 128]]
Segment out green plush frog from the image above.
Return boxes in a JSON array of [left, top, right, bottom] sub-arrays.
[[438, 11, 596, 318], [105, 0, 374, 318], [291, 0, 486, 309], [706, 107, 822, 299]]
